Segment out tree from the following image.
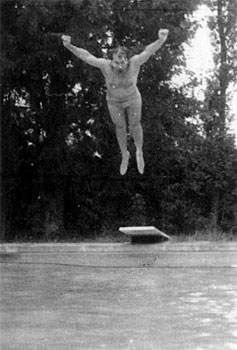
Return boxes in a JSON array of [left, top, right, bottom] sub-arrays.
[[1, 0, 120, 239], [1, 0, 75, 239], [201, 0, 237, 231]]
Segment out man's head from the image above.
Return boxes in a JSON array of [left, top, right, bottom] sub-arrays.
[[109, 46, 131, 73]]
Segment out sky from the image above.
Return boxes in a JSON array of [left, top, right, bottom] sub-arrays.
[[174, 4, 237, 143]]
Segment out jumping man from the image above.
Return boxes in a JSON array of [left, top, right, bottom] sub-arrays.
[[62, 29, 169, 175]]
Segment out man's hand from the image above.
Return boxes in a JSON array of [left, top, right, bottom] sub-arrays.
[[158, 29, 169, 41], [62, 35, 71, 46]]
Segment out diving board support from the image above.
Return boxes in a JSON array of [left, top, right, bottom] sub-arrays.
[[119, 226, 171, 244]]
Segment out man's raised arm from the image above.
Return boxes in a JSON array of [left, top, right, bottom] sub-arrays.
[[131, 29, 169, 67], [62, 35, 106, 69]]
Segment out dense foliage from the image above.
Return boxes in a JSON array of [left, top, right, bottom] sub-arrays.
[[1, 0, 236, 241]]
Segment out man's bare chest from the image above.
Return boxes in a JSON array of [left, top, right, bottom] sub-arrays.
[[104, 63, 139, 90]]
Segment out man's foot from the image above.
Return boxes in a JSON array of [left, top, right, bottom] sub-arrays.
[[136, 150, 145, 174], [120, 151, 130, 175]]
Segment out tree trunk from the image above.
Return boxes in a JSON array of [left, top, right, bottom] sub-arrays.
[[30, 70, 68, 240], [217, 0, 228, 136], [210, 190, 219, 232]]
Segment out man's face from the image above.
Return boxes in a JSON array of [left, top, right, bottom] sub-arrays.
[[112, 50, 129, 73]]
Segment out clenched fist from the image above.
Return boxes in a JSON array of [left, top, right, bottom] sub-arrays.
[[158, 29, 169, 41], [61, 35, 71, 46]]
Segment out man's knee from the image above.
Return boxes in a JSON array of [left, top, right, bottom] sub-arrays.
[[114, 119, 126, 130], [128, 108, 141, 128], [129, 119, 141, 131]]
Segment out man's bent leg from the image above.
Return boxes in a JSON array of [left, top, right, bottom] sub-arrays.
[[107, 103, 130, 175], [127, 98, 144, 174]]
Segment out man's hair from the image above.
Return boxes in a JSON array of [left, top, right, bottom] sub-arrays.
[[108, 46, 132, 60]]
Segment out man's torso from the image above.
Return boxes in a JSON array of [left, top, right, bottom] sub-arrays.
[[101, 60, 140, 102]]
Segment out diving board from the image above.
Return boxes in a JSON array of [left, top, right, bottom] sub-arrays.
[[119, 226, 170, 244]]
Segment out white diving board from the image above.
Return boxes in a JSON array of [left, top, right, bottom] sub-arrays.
[[119, 226, 170, 244]]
